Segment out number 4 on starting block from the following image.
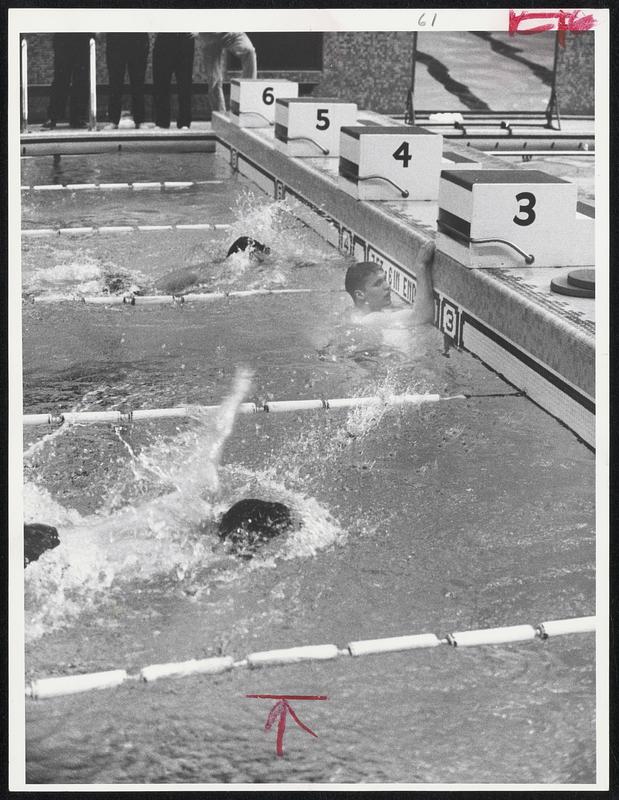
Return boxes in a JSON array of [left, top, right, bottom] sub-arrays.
[[230, 80, 299, 127], [437, 169, 594, 268]]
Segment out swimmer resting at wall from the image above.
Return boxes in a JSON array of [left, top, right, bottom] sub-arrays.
[[345, 240, 436, 323], [152, 236, 270, 295], [23, 498, 292, 567]]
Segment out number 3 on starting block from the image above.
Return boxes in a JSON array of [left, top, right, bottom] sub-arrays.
[[230, 79, 299, 127], [437, 169, 594, 268]]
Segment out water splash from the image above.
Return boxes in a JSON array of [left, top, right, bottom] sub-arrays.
[[211, 190, 340, 289], [24, 368, 252, 638], [22, 252, 151, 299]]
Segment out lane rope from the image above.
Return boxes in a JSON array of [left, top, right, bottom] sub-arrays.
[[23, 392, 525, 427], [24, 288, 312, 306], [21, 180, 223, 192], [24, 393, 461, 427], [22, 222, 231, 236], [25, 615, 596, 699]]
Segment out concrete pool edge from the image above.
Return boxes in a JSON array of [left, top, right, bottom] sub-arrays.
[[211, 112, 595, 448]]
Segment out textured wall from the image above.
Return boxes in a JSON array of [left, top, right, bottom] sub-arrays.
[[316, 32, 414, 114], [22, 31, 593, 121], [555, 31, 595, 115]]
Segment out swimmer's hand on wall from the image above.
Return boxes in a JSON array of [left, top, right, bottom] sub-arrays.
[[411, 240, 436, 326]]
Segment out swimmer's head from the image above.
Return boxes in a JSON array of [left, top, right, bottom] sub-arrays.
[[226, 236, 271, 262], [345, 262, 391, 312], [217, 498, 293, 559]]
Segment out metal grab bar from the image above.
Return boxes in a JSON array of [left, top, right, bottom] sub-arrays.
[[287, 136, 330, 155], [241, 111, 274, 125], [437, 219, 535, 265], [357, 175, 410, 198]]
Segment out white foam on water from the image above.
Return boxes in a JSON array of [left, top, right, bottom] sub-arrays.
[[210, 189, 341, 290], [22, 251, 151, 299]]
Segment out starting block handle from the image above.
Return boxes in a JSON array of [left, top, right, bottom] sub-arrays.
[[241, 110, 274, 126], [437, 219, 535, 265], [358, 174, 409, 198], [288, 136, 330, 155]]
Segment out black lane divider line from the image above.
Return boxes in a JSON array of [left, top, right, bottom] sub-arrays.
[[471, 32, 554, 87], [414, 49, 492, 111]]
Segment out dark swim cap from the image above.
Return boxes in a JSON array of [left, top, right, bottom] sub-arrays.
[[217, 498, 292, 558], [226, 236, 270, 257]]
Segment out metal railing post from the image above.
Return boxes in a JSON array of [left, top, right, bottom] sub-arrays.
[[21, 38, 28, 132], [89, 37, 97, 130]]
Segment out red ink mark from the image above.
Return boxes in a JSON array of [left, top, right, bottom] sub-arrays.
[[509, 9, 596, 46], [246, 694, 328, 757]]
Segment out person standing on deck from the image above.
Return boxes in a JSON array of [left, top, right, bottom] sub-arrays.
[[42, 33, 95, 129], [202, 33, 257, 117], [152, 33, 197, 129], [105, 33, 150, 129]]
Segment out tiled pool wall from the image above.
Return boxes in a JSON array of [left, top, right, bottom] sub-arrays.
[[212, 112, 595, 448]]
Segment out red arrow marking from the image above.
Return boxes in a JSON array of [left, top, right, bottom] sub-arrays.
[[246, 694, 328, 756]]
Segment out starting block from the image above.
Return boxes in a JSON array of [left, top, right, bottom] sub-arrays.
[[230, 79, 298, 127], [274, 98, 358, 158], [338, 125, 481, 200], [437, 169, 594, 268]]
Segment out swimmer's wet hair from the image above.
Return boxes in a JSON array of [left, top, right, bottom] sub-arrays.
[[344, 261, 383, 298], [226, 236, 270, 258]]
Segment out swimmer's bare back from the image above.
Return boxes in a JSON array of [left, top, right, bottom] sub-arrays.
[[154, 264, 213, 295]]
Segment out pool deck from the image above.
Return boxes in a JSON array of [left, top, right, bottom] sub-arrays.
[[19, 117, 596, 447]]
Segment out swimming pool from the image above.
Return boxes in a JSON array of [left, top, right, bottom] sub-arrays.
[[21, 149, 595, 784]]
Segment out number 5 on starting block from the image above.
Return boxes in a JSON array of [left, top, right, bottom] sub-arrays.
[[275, 98, 358, 157], [230, 79, 299, 127], [437, 169, 594, 268]]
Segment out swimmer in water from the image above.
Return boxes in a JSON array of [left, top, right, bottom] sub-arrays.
[[24, 498, 293, 567], [226, 236, 270, 261], [345, 239, 435, 324], [315, 240, 436, 362], [152, 236, 271, 295]]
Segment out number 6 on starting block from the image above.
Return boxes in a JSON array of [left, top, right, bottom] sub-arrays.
[[230, 79, 299, 127], [437, 169, 594, 268], [275, 98, 358, 157]]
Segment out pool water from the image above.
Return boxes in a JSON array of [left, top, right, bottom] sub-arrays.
[[21, 151, 595, 785]]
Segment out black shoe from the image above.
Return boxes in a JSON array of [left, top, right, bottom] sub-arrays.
[[70, 120, 89, 129], [41, 119, 56, 130]]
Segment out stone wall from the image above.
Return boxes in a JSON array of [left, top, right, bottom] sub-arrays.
[[555, 31, 595, 115]]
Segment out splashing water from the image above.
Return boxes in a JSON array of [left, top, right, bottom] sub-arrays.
[[24, 368, 251, 638], [22, 251, 150, 299], [211, 190, 341, 289], [23, 368, 347, 641]]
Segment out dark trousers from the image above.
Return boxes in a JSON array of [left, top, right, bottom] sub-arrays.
[[152, 33, 194, 128], [106, 33, 150, 125], [47, 33, 93, 125]]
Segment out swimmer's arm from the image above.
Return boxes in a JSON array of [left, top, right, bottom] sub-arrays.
[[410, 240, 436, 326]]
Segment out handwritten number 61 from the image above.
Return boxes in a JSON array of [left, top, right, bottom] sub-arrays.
[[513, 191, 536, 226]]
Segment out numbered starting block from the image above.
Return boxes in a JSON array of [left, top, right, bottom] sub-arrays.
[[437, 169, 594, 268], [230, 79, 298, 127], [275, 98, 358, 158], [338, 125, 481, 200]]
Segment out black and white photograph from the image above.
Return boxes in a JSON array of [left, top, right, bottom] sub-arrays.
[[9, 5, 608, 789]]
